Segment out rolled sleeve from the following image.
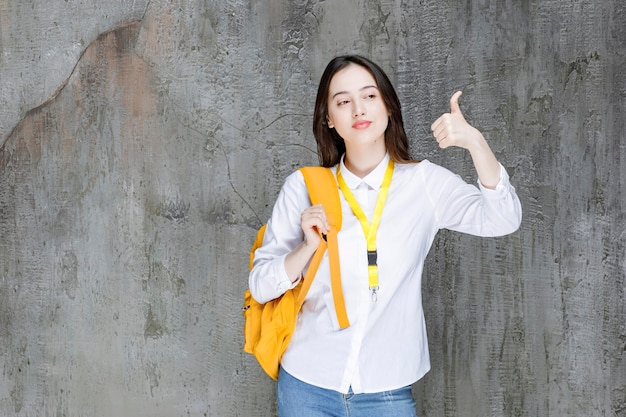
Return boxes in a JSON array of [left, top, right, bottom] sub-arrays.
[[477, 163, 511, 198], [275, 255, 301, 293], [477, 163, 522, 235]]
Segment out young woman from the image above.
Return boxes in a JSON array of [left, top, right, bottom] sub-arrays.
[[249, 55, 522, 417]]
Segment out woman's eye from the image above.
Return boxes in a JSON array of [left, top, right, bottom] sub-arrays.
[[365, 94, 376, 100], [337, 100, 349, 106]]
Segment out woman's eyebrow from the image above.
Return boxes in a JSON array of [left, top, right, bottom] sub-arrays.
[[331, 85, 379, 99]]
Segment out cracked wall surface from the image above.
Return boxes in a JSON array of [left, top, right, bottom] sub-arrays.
[[0, 1, 625, 416]]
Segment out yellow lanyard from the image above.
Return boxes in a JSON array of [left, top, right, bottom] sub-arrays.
[[337, 159, 394, 302]]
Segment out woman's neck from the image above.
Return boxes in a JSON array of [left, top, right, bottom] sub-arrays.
[[344, 145, 387, 178]]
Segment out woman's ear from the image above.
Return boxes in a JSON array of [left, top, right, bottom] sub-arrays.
[[326, 116, 334, 128]]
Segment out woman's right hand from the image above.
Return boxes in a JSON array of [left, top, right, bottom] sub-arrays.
[[283, 204, 330, 283], [300, 204, 330, 248]]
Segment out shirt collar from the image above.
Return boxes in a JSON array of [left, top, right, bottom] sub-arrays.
[[339, 153, 390, 191]]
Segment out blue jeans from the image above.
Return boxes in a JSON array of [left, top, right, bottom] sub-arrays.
[[277, 367, 417, 417]]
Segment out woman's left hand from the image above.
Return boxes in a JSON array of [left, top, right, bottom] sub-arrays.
[[430, 91, 484, 150], [431, 91, 502, 189]]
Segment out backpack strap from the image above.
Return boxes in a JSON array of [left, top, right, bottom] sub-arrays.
[[297, 167, 350, 329]]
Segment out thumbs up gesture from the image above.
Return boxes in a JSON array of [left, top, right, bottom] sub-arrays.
[[431, 91, 483, 150]]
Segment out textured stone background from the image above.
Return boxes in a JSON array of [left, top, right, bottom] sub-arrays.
[[0, 1, 624, 416]]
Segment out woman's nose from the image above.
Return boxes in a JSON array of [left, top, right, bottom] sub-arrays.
[[353, 101, 365, 117]]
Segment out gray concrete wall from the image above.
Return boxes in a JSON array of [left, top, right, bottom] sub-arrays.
[[0, 0, 624, 416]]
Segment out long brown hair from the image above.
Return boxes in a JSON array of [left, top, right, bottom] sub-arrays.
[[312, 55, 415, 167]]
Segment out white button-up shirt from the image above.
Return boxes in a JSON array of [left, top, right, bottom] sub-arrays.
[[249, 153, 522, 394]]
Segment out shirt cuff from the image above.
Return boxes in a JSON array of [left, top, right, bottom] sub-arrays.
[[476, 163, 512, 199], [276, 255, 301, 293]]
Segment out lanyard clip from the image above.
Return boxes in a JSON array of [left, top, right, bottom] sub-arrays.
[[367, 250, 377, 266], [370, 286, 379, 302]]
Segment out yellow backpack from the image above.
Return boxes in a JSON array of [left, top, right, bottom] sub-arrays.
[[243, 167, 350, 380]]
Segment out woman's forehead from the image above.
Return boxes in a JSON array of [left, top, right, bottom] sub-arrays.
[[328, 64, 378, 96]]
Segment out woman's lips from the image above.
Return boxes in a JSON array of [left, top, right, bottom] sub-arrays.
[[352, 120, 372, 129]]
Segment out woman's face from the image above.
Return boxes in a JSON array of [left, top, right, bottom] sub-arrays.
[[326, 64, 389, 149]]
